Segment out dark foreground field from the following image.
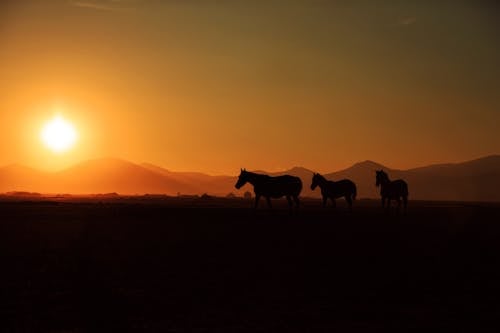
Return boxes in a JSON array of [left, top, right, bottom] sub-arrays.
[[1, 197, 500, 332]]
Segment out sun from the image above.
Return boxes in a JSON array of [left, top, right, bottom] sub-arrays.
[[41, 115, 78, 153]]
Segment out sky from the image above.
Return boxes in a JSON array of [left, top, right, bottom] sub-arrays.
[[0, 0, 499, 174]]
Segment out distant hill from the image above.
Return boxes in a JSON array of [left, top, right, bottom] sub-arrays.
[[325, 160, 395, 199], [0, 159, 196, 195], [325, 155, 500, 201], [0, 164, 48, 191], [401, 155, 500, 201], [53, 158, 197, 195], [140, 163, 236, 196], [1, 155, 500, 201]]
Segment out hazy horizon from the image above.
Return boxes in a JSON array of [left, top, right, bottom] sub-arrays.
[[1, 1, 499, 174], [2, 154, 500, 202], [2, 153, 500, 176]]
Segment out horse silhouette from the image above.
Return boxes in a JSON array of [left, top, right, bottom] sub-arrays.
[[375, 170, 408, 212], [235, 168, 302, 210], [310, 173, 357, 210]]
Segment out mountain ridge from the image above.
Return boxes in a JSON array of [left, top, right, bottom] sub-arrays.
[[1, 155, 499, 201]]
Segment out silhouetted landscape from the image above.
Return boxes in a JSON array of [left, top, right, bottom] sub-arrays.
[[2, 1, 499, 331], [2, 155, 500, 201], [2, 158, 500, 330], [2, 196, 500, 331]]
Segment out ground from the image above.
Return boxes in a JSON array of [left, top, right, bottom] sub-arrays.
[[1, 196, 500, 332]]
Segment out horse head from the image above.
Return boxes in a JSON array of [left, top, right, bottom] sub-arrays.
[[235, 168, 248, 189], [311, 173, 322, 190], [375, 170, 388, 187]]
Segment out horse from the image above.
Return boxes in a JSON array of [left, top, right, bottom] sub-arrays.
[[375, 170, 408, 213], [235, 168, 302, 210], [310, 173, 357, 210]]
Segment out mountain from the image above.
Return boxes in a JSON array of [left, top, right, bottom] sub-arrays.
[[324, 155, 500, 201], [53, 158, 198, 195], [0, 159, 197, 195], [140, 163, 236, 196], [1, 155, 500, 201], [325, 160, 396, 199], [401, 155, 500, 201], [239, 156, 500, 201], [0, 164, 48, 192]]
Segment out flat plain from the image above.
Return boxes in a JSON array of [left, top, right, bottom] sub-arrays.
[[1, 196, 500, 332]]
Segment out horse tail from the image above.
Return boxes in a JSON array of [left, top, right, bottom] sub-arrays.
[[352, 183, 357, 200], [292, 176, 303, 196], [297, 177, 303, 195]]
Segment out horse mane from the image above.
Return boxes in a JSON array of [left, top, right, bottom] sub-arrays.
[[378, 170, 389, 180], [314, 173, 327, 182], [245, 171, 270, 178]]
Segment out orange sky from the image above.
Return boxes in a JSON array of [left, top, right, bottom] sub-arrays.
[[1, 1, 499, 175]]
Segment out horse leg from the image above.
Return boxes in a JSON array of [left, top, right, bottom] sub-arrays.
[[345, 195, 352, 212], [331, 198, 336, 208], [254, 194, 261, 209], [386, 198, 391, 213], [266, 196, 272, 209], [396, 198, 401, 215], [322, 195, 328, 208], [381, 197, 386, 209], [293, 195, 300, 209], [403, 196, 408, 213], [286, 196, 293, 211]]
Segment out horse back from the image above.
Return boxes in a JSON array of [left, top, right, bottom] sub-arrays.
[[336, 179, 356, 188], [394, 179, 408, 195], [326, 179, 356, 197], [254, 175, 302, 197], [384, 179, 408, 198]]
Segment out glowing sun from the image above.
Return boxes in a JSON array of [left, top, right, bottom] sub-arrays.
[[41, 115, 77, 153]]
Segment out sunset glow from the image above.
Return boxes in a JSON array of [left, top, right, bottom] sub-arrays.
[[41, 116, 77, 153], [0, 1, 498, 174], [1, 2, 499, 330]]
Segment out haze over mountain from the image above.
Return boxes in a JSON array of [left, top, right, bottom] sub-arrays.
[[324, 156, 500, 201], [1, 156, 500, 202]]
